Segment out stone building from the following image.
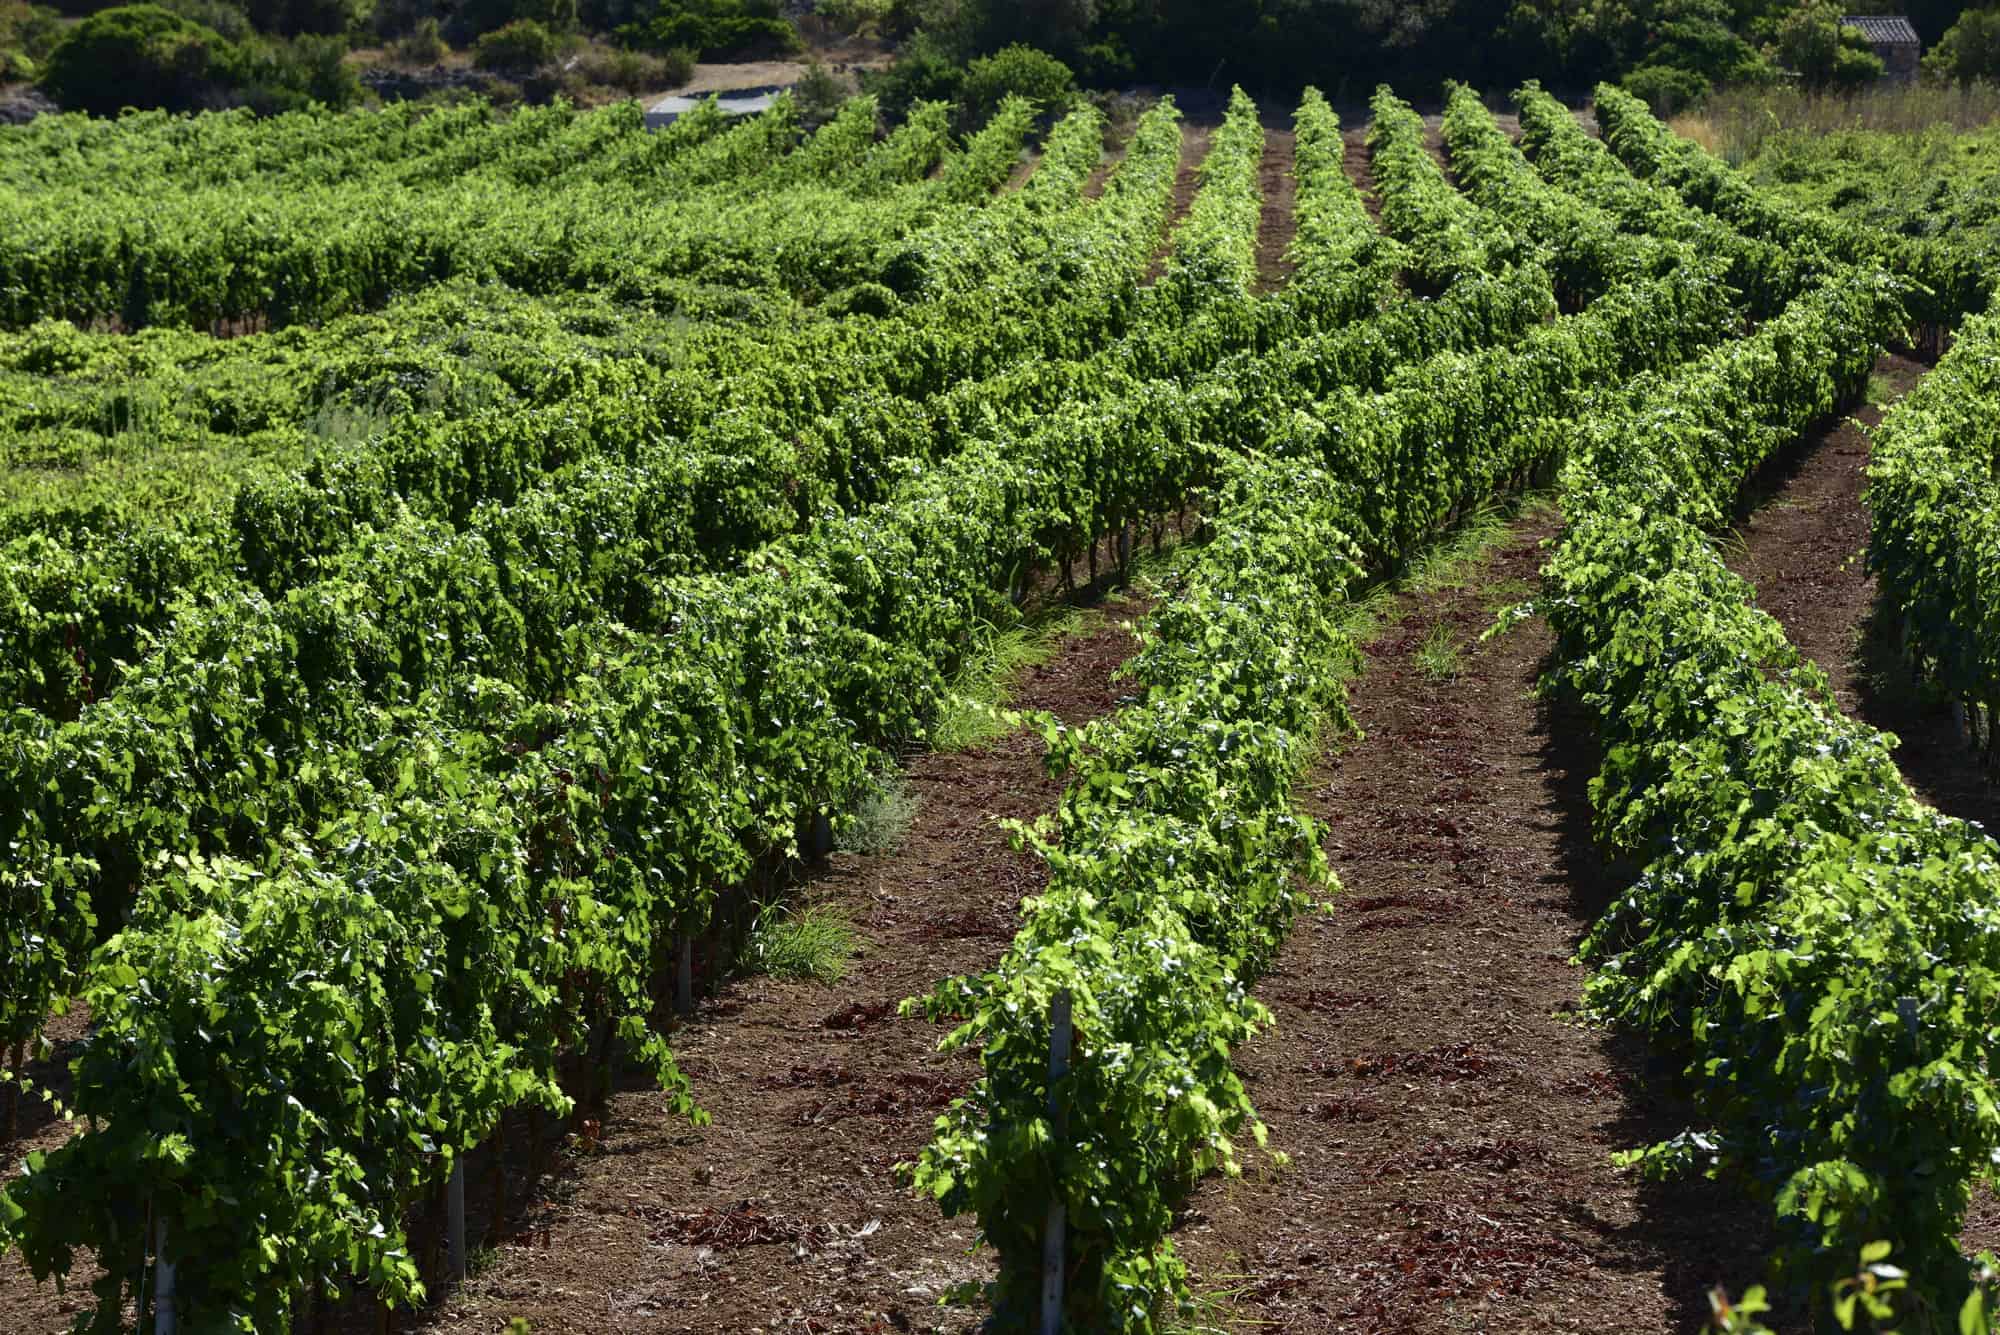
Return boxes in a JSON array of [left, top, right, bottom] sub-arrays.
[[1842, 15, 1922, 83]]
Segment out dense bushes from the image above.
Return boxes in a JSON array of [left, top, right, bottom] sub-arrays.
[[956, 42, 1073, 126], [472, 16, 561, 69], [1775, 0, 1887, 89], [234, 30, 362, 108], [0, 0, 62, 69], [37, 3, 362, 112], [1925, 5, 2000, 82], [862, 28, 966, 115], [865, 38, 1075, 129], [19, 0, 797, 113], [613, 0, 796, 59], [570, 39, 689, 87], [392, 12, 443, 57], [1612, 2, 1773, 110], [866, 0, 1986, 109], [453, 0, 575, 43], [239, 0, 370, 37], [39, 4, 236, 112], [1620, 62, 1710, 113]]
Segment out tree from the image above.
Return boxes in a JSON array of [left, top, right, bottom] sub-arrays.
[[472, 14, 558, 65], [241, 0, 373, 35], [1776, 1, 1885, 87], [957, 42, 1073, 127], [1924, 6, 2000, 82], [39, 4, 234, 113]]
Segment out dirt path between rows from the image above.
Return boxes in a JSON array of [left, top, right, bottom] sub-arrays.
[[1177, 509, 1776, 1334], [0, 593, 1158, 1335], [404, 591, 1153, 1335], [1082, 138, 1127, 200], [1255, 124, 1299, 293], [1000, 149, 1042, 194], [1723, 350, 2000, 1260], [1142, 122, 1216, 285], [0, 1010, 97, 1333], [1342, 128, 1384, 223], [1726, 352, 1995, 831]]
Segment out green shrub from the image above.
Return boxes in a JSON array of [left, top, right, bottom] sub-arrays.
[[508, 0, 576, 33], [815, 0, 890, 33], [239, 0, 371, 37], [229, 30, 361, 109], [473, 17, 558, 70], [393, 14, 443, 60], [1, 1, 63, 60], [1831, 28, 1887, 88], [861, 27, 963, 118], [957, 42, 1072, 128], [572, 41, 689, 89], [1924, 7, 2000, 84], [156, 0, 253, 40], [614, 0, 798, 59], [1777, 1, 1885, 89], [38, 4, 234, 113], [454, 0, 574, 41], [1621, 60, 1710, 114], [794, 57, 849, 124], [1077, 35, 1134, 83], [657, 39, 692, 82]]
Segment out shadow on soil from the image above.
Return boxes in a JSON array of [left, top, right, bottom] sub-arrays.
[[1532, 687, 1809, 1334], [1852, 594, 2000, 833]]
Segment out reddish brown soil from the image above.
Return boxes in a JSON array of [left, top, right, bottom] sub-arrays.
[[1343, 129, 1384, 223], [1080, 114, 1143, 201], [1081, 141, 1127, 200], [1725, 353, 1995, 829], [1142, 122, 1216, 284], [395, 591, 1155, 1335], [1724, 352, 2000, 1258], [1177, 509, 1781, 1333], [0, 1008, 97, 1332], [1000, 149, 1042, 194], [1255, 126, 1299, 294], [1422, 118, 1458, 183]]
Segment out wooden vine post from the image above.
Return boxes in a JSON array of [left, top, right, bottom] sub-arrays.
[[1039, 989, 1073, 1335], [675, 931, 695, 1016], [152, 1216, 177, 1335], [4, 1037, 22, 1140], [446, 1159, 468, 1286]]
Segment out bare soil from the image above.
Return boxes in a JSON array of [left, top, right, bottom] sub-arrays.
[[1255, 125, 1300, 293], [1342, 128, 1384, 223], [0, 581, 1159, 1334], [669, 39, 892, 98], [399, 591, 1155, 1335], [1142, 122, 1217, 285], [1000, 149, 1042, 194], [1723, 352, 2000, 1259], [1177, 509, 1781, 1334], [1081, 137, 1127, 200], [1725, 352, 1995, 830], [1422, 118, 1457, 181], [0, 1009, 98, 1332]]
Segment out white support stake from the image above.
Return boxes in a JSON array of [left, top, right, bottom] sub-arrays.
[[1040, 989, 1073, 1335], [447, 1160, 467, 1286], [153, 1217, 177, 1335], [676, 934, 695, 1016]]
